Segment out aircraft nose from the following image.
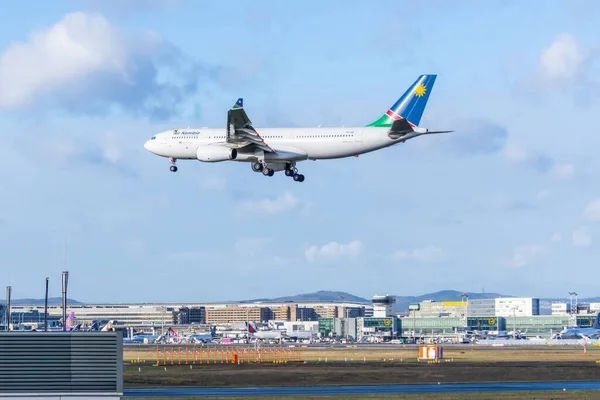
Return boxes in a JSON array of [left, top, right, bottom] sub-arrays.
[[144, 140, 152, 152]]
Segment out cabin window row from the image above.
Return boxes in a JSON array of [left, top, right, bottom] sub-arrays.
[[298, 134, 353, 138], [173, 134, 354, 139]]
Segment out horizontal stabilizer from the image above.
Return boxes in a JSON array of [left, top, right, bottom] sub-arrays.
[[388, 117, 452, 139], [422, 130, 454, 135]]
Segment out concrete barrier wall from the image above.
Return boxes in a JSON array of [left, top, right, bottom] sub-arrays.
[[0, 332, 122, 398]]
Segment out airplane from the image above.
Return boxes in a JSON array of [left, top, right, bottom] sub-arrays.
[[124, 333, 162, 344], [36, 311, 75, 332], [143, 74, 452, 181], [187, 326, 218, 343], [247, 323, 283, 340], [557, 313, 600, 339]]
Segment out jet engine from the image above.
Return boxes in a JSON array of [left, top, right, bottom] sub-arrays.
[[196, 144, 237, 162]]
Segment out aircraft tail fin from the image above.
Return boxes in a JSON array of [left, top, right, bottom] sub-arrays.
[[594, 313, 600, 329], [232, 98, 243, 109], [367, 74, 437, 128], [65, 312, 75, 332], [101, 320, 114, 332]]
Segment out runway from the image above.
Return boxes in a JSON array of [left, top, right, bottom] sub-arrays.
[[125, 381, 600, 397]]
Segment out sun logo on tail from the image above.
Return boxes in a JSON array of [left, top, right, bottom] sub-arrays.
[[415, 83, 427, 97]]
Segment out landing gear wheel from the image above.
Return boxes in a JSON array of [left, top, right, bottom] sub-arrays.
[[252, 162, 263, 172], [293, 174, 305, 182], [169, 157, 177, 172], [262, 167, 274, 176], [285, 169, 293, 177], [170, 165, 178, 172], [268, 168, 275, 177]]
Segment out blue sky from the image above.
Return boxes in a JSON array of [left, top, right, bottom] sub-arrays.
[[2, 0, 600, 303]]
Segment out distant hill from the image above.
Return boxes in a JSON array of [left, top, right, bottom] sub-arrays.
[[240, 290, 370, 304], [0, 298, 82, 306], [540, 297, 600, 303], [393, 290, 511, 312], [537, 297, 600, 315], [393, 291, 600, 313]]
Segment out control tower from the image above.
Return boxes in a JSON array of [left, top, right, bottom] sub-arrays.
[[372, 295, 396, 318]]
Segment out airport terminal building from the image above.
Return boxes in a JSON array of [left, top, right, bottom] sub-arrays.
[[5, 294, 598, 341]]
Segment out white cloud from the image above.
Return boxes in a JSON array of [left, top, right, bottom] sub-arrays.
[[539, 33, 587, 83], [0, 12, 204, 118], [512, 245, 545, 267], [501, 142, 573, 179], [550, 233, 562, 243], [24, 132, 125, 168], [0, 12, 131, 109], [305, 240, 363, 263], [572, 228, 592, 248], [583, 199, 600, 222], [240, 192, 301, 214], [393, 245, 445, 263]]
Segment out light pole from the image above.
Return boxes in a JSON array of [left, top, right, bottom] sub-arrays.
[[345, 307, 352, 342], [511, 306, 518, 339], [460, 293, 468, 323], [5, 286, 11, 332], [61, 271, 68, 332], [44, 277, 49, 332], [412, 309, 415, 340]]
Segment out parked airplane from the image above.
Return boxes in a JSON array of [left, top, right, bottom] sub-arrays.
[[247, 323, 311, 341], [187, 326, 218, 343], [43, 312, 75, 332], [143, 74, 452, 181], [247, 323, 282, 339], [557, 313, 600, 339], [124, 333, 163, 344]]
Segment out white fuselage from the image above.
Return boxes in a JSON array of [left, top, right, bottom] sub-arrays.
[[559, 327, 600, 339], [144, 126, 408, 164]]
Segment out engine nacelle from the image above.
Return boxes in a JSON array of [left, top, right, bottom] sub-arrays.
[[196, 144, 237, 162]]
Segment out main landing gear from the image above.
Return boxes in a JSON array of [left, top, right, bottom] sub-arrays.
[[169, 157, 178, 172], [285, 164, 305, 182], [251, 162, 305, 182], [252, 161, 274, 176]]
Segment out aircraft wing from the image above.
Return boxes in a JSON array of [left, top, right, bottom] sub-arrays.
[[226, 98, 276, 153]]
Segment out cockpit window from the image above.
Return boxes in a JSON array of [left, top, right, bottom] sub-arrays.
[[151, 136, 156, 140]]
